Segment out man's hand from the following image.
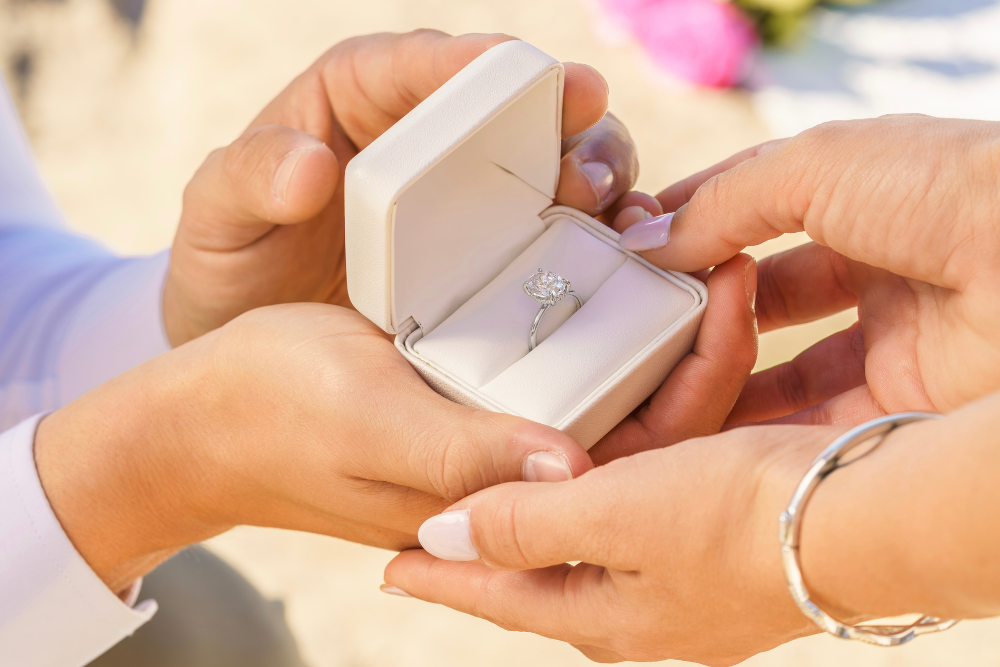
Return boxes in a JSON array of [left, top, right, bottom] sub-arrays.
[[163, 31, 642, 346]]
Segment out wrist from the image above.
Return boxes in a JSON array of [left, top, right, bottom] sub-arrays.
[[790, 419, 952, 622], [34, 344, 227, 591]]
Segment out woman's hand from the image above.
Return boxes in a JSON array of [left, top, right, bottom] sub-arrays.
[[613, 115, 1000, 425], [32, 303, 594, 594], [163, 30, 642, 347], [586, 251, 759, 464], [384, 392, 1000, 664], [385, 423, 832, 665]]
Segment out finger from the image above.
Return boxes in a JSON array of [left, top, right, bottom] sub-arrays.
[[414, 469, 631, 569], [608, 205, 656, 235], [588, 254, 758, 464], [180, 125, 339, 249], [727, 323, 866, 424], [848, 261, 939, 412], [266, 31, 608, 149], [384, 549, 611, 646], [603, 191, 662, 229], [751, 384, 887, 427], [755, 242, 857, 333], [654, 138, 788, 213], [556, 113, 639, 215], [638, 116, 989, 284], [561, 62, 610, 137], [364, 391, 594, 503]]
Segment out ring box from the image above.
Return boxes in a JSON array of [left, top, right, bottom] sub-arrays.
[[346, 41, 707, 449]]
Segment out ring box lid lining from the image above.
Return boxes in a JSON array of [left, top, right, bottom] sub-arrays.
[[345, 41, 565, 335]]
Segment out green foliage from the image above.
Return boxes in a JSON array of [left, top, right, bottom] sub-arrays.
[[734, 0, 879, 45]]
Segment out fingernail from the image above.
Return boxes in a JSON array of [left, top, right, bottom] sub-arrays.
[[272, 143, 321, 204], [380, 585, 412, 598], [418, 509, 479, 561], [618, 212, 673, 252], [745, 258, 758, 313], [579, 161, 614, 206], [523, 451, 573, 483]]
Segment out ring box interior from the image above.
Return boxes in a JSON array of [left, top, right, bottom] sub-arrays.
[[346, 41, 707, 449]]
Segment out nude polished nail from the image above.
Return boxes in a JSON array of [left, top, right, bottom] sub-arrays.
[[380, 585, 412, 598], [523, 451, 573, 482], [618, 212, 673, 252], [579, 161, 615, 206], [418, 510, 479, 561]]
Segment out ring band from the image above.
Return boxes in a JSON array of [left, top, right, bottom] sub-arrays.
[[523, 269, 582, 351]]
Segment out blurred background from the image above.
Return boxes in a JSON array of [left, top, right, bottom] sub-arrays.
[[3, 0, 1000, 664]]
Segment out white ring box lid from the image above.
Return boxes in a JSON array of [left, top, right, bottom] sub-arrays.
[[345, 41, 707, 448]]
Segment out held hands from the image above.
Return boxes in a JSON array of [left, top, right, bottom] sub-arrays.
[[32, 30, 757, 612], [386, 396, 1000, 665], [385, 115, 1000, 664], [34, 304, 593, 594], [385, 425, 834, 664], [163, 30, 641, 347]]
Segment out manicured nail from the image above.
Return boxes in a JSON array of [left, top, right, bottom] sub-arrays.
[[523, 451, 573, 483], [745, 258, 758, 313], [272, 143, 321, 204], [618, 212, 673, 252], [380, 585, 412, 598], [418, 510, 479, 561], [579, 161, 614, 206]]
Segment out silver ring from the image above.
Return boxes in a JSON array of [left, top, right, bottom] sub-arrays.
[[779, 412, 958, 646], [523, 269, 582, 351]]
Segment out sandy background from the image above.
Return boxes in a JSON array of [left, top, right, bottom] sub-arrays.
[[2, 0, 997, 664]]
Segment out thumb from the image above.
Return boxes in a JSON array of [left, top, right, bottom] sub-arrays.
[[415, 472, 619, 570], [371, 397, 594, 502], [180, 124, 339, 251]]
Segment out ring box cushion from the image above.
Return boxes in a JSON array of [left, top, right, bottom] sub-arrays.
[[346, 41, 707, 449]]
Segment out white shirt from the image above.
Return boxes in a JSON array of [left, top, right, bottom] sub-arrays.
[[0, 79, 168, 665]]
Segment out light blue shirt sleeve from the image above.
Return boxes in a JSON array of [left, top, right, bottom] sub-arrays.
[[0, 78, 171, 432], [0, 76, 169, 664]]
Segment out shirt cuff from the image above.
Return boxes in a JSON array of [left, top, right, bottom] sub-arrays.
[[54, 251, 171, 406], [0, 415, 157, 667]]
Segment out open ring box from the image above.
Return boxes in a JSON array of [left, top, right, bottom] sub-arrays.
[[346, 41, 707, 449]]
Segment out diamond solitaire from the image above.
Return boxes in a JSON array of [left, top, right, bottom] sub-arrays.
[[523, 269, 582, 351], [523, 269, 572, 306]]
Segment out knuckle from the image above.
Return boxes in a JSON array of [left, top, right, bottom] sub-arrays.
[[777, 362, 809, 412], [182, 147, 226, 206], [423, 424, 495, 501], [222, 125, 275, 186], [469, 570, 523, 632], [487, 494, 535, 569], [754, 255, 788, 322]]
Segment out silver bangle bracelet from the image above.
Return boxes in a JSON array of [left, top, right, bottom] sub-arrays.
[[779, 412, 960, 646]]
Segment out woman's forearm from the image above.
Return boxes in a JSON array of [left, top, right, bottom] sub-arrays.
[[33, 340, 221, 593], [796, 392, 1000, 621]]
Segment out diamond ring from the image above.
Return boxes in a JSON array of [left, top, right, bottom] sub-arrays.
[[523, 269, 583, 351]]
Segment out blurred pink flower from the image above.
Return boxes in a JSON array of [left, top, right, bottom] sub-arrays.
[[601, 0, 758, 88]]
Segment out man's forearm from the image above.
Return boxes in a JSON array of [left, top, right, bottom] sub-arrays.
[[0, 226, 171, 431]]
